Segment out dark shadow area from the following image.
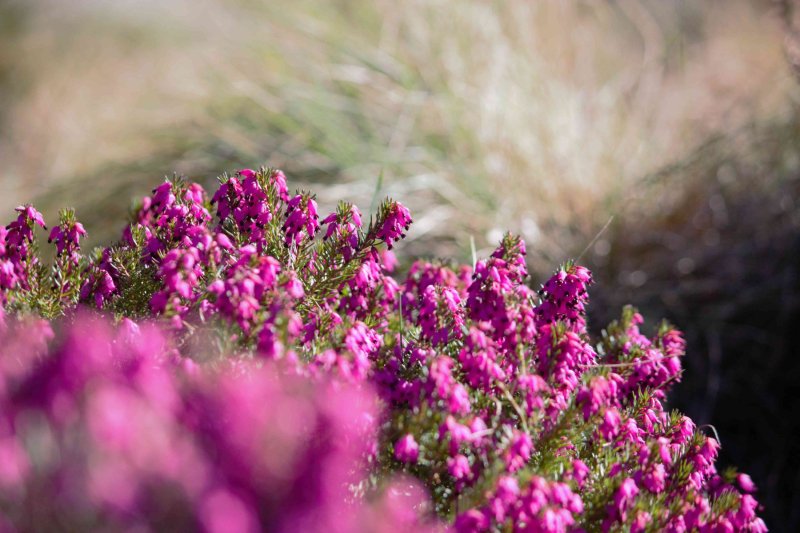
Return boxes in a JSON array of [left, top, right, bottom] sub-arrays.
[[588, 113, 800, 531]]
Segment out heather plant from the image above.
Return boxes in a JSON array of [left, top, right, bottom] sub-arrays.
[[0, 316, 434, 532], [0, 168, 766, 531]]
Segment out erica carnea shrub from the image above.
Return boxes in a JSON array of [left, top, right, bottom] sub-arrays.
[[0, 168, 766, 531]]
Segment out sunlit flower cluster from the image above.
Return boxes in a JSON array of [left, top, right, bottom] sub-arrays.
[[0, 168, 766, 531]]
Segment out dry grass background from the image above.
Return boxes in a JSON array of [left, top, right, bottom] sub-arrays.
[[0, 0, 792, 261], [2, 0, 800, 529]]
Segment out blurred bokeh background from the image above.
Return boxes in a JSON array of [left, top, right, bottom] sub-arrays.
[[1, 0, 799, 529]]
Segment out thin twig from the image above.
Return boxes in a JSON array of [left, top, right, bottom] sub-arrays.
[[698, 424, 722, 446], [369, 170, 384, 216], [498, 382, 529, 434], [577, 216, 614, 262], [470, 235, 477, 269]]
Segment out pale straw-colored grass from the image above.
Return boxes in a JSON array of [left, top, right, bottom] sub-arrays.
[[0, 0, 793, 265]]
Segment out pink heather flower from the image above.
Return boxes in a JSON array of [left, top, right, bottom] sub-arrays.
[[0, 436, 29, 489], [511, 477, 582, 532], [80, 267, 117, 309], [238, 168, 256, 179], [0, 226, 7, 257], [697, 437, 720, 470], [517, 373, 549, 415], [616, 324, 684, 398], [447, 454, 472, 481], [656, 437, 673, 465], [737, 473, 757, 493], [337, 252, 397, 321], [660, 327, 686, 358], [376, 201, 412, 249], [210, 171, 284, 247], [550, 482, 581, 512], [490, 233, 528, 278], [151, 182, 176, 210], [466, 255, 518, 329], [334, 323, 380, 382], [468, 417, 489, 445], [610, 477, 639, 524], [631, 511, 651, 533], [379, 248, 397, 272], [0, 259, 18, 292], [665, 514, 687, 533], [394, 434, 419, 464], [212, 250, 282, 332], [48, 219, 87, 264], [323, 205, 362, 237], [734, 494, 759, 527], [488, 476, 520, 522], [267, 169, 289, 203], [430, 356, 455, 398], [344, 322, 382, 360], [283, 273, 305, 299], [447, 454, 475, 492], [426, 357, 472, 415], [129, 181, 214, 254], [283, 194, 320, 246], [256, 324, 286, 360], [570, 459, 589, 489], [440, 416, 474, 455], [9, 205, 47, 237], [454, 509, 490, 532], [200, 489, 259, 533], [639, 407, 659, 434], [535, 264, 592, 332], [448, 383, 471, 415], [639, 462, 666, 493], [370, 477, 434, 531], [505, 431, 533, 473], [211, 176, 242, 221], [673, 416, 696, 446], [322, 208, 361, 260], [349, 204, 363, 228], [183, 182, 206, 205], [419, 285, 464, 346], [576, 375, 621, 421], [599, 408, 621, 441], [536, 325, 596, 418], [2, 205, 47, 291], [618, 418, 643, 447]]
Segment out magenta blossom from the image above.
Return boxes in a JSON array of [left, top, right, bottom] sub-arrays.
[[395, 434, 420, 464]]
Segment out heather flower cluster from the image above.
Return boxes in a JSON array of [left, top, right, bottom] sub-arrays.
[[0, 317, 434, 532], [0, 167, 766, 531], [0, 205, 46, 299]]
